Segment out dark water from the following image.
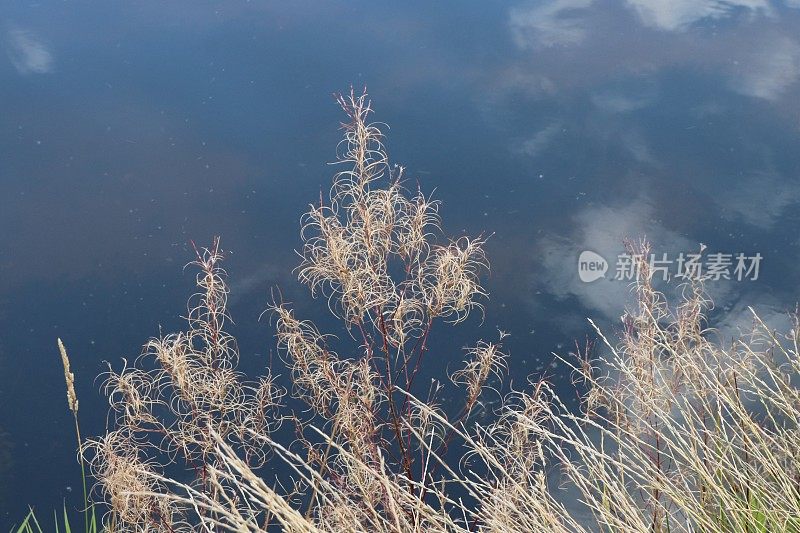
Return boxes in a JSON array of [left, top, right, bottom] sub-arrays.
[[3, 0, 800, 521]]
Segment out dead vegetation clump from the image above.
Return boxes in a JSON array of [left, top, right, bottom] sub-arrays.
[[84, 92, 800, 532]]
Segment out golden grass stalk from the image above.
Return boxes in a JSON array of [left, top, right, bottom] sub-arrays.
[[59, 337, 79, 415], [58, 338, 94, 533]]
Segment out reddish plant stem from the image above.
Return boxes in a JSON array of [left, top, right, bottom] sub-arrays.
[[376, 311, 414, 487]]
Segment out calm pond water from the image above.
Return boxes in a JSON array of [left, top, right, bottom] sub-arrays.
[[3, 0, 800, 520]]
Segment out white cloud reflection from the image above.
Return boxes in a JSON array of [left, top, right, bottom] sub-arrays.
[[715, 297, 793, 343], [625, 0, 771, 31], [510, 0, 775, 51], [716, 172, 800, 229], [535, 195, 693, 322], [505, 0, 800, 106], [5, 28, 53, 74], [517, 121, 564, 157], [530, 192, 786, 343], [509, 0, 594, 49], [732, 35, 800, 100]]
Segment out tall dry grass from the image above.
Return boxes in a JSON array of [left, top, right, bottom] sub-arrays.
[[82, 91, 800, 532]]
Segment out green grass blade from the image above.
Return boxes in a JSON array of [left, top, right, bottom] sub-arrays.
[[63, 504, 72, 533], [12, 510, 33, 533], [88, 507, 97, 533], [27, 508, 43, 533]]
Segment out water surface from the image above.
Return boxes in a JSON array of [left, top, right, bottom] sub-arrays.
[[3, 0, 800, 518]]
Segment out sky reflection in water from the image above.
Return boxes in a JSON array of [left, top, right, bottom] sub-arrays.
[[2, 0, 800, 516]]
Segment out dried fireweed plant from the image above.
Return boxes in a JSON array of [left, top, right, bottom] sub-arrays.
[[84, 237, 286, 531], [84, 93, 800, 532], [86, 90, 504, 531]]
